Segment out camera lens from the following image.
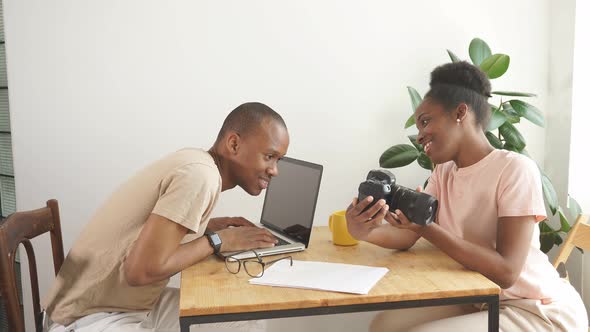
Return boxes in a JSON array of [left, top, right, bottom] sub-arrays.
[[358, 170, 437, 224], [389, 185, 438, 225]]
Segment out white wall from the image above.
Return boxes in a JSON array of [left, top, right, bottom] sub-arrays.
[[545, 0, 580, 293], [3, 1, 554, 330], [570, 0, 590, 318], [570, 1, 590, 212]]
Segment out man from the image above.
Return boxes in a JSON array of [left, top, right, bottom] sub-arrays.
[[43, 102, 290, 331]]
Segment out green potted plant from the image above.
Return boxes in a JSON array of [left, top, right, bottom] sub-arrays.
[[380, 37, 582, 253]]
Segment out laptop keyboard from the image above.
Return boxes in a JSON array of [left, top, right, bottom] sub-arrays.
[[276, 237, 291, 246]]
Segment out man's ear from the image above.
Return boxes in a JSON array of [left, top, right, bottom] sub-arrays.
[[226, 132, 241, 155]]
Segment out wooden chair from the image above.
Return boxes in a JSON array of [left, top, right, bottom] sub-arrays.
[[0, 199, 65, 332], [551, 214, 590, 332], [553, 214, 590, 277]]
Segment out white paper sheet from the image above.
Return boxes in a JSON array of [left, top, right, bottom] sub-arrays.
[[248, 260, 388, 294]]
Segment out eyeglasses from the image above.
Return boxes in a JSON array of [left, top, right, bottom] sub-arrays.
[[224, 250, 293, 278]]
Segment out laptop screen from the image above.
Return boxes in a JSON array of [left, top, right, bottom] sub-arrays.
[[260, 156, 323, 247]]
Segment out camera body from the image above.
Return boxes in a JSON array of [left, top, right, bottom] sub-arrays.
[[357, 169, 438, 226]]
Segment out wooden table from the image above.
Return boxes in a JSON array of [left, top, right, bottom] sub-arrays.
[[180, 226, 500, 331]]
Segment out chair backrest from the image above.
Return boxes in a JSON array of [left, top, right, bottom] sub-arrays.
[[0, 199, 65, 332], [553, 214, 590, 270]]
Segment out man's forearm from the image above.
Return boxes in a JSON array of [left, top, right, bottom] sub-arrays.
[[129, 236, 214, 286]]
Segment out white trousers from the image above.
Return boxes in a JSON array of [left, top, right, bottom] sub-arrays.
[[370, 280, 587, 332], [46, 288, 266, 332]]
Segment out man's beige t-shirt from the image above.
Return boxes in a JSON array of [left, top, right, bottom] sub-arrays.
[[43, 148, 222, 325]]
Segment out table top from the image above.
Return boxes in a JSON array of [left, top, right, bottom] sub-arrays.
[[180, 226, 500, 317]]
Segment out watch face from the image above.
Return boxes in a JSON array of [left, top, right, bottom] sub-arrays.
[[211, 233, 221, 245], [206, 232, 222, 254]]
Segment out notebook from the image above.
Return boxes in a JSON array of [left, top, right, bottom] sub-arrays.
[[218, 156, 323, 260]]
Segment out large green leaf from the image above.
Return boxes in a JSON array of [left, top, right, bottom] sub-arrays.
[[404, 113, 416, 128], [558, 208, 571, 233], [379, 144, 420, 168], [492, 91, 537, 97], [506, 114, 521, 124], [568, 195, 582, 220], [502, 102, 520, 117], [480, 54, 510, 79], [539, 220, 555, 233], [501, 102, 521, 124], [469, 38, 492, 66], [485, 131, 503, 148], [541, 173, 558, 216], [407, 86, 423, 112], [540, 231, 556, 253], [417, 152, 433, 171], [408, 134, 423, 151], [509, 100, 545, 127], [447, 49, 461, 63], [503, 143, 521, 153], [487, 108, 508, 131], [404, 87, 422, 128], [555, 234, 563, 246], [539, 220, 559, 253], [499, 122, 526, 150]]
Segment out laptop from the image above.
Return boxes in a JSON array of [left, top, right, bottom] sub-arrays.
[[218, 156, 323, 260]]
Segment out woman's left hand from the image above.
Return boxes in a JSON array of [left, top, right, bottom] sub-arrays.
[[385, 209, 425, 235]]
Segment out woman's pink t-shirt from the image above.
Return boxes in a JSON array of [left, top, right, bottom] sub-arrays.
[[425, 149, 562, 300]]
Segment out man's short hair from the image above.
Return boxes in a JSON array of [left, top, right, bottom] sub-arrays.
[[216, 102, 287, 142]]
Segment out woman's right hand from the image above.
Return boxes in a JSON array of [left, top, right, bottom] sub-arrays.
[[345, 196, 389, 241]]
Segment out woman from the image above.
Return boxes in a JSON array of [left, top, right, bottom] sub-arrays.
[[346, 61, 587, 331]]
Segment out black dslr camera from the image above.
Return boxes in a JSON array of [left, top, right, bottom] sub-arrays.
[[357, 170, 438, 226]]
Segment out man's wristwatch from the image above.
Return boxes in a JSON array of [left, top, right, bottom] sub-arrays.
[[205, 231, 222, 254]]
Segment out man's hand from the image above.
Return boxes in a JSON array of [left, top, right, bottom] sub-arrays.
[[216, 226, 278, 252], [123, 214, 279, 286], [207, 217, 256, 232]]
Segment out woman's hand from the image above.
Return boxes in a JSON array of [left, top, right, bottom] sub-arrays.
[[345, 196, 389, 241], [384, 186, 427, 236], [385, 209, 425, 236]]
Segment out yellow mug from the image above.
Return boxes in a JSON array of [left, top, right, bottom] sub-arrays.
[[329, 210, 359, 246]]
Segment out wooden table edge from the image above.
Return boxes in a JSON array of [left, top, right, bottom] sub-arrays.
[[179, 286, 500, 317]]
